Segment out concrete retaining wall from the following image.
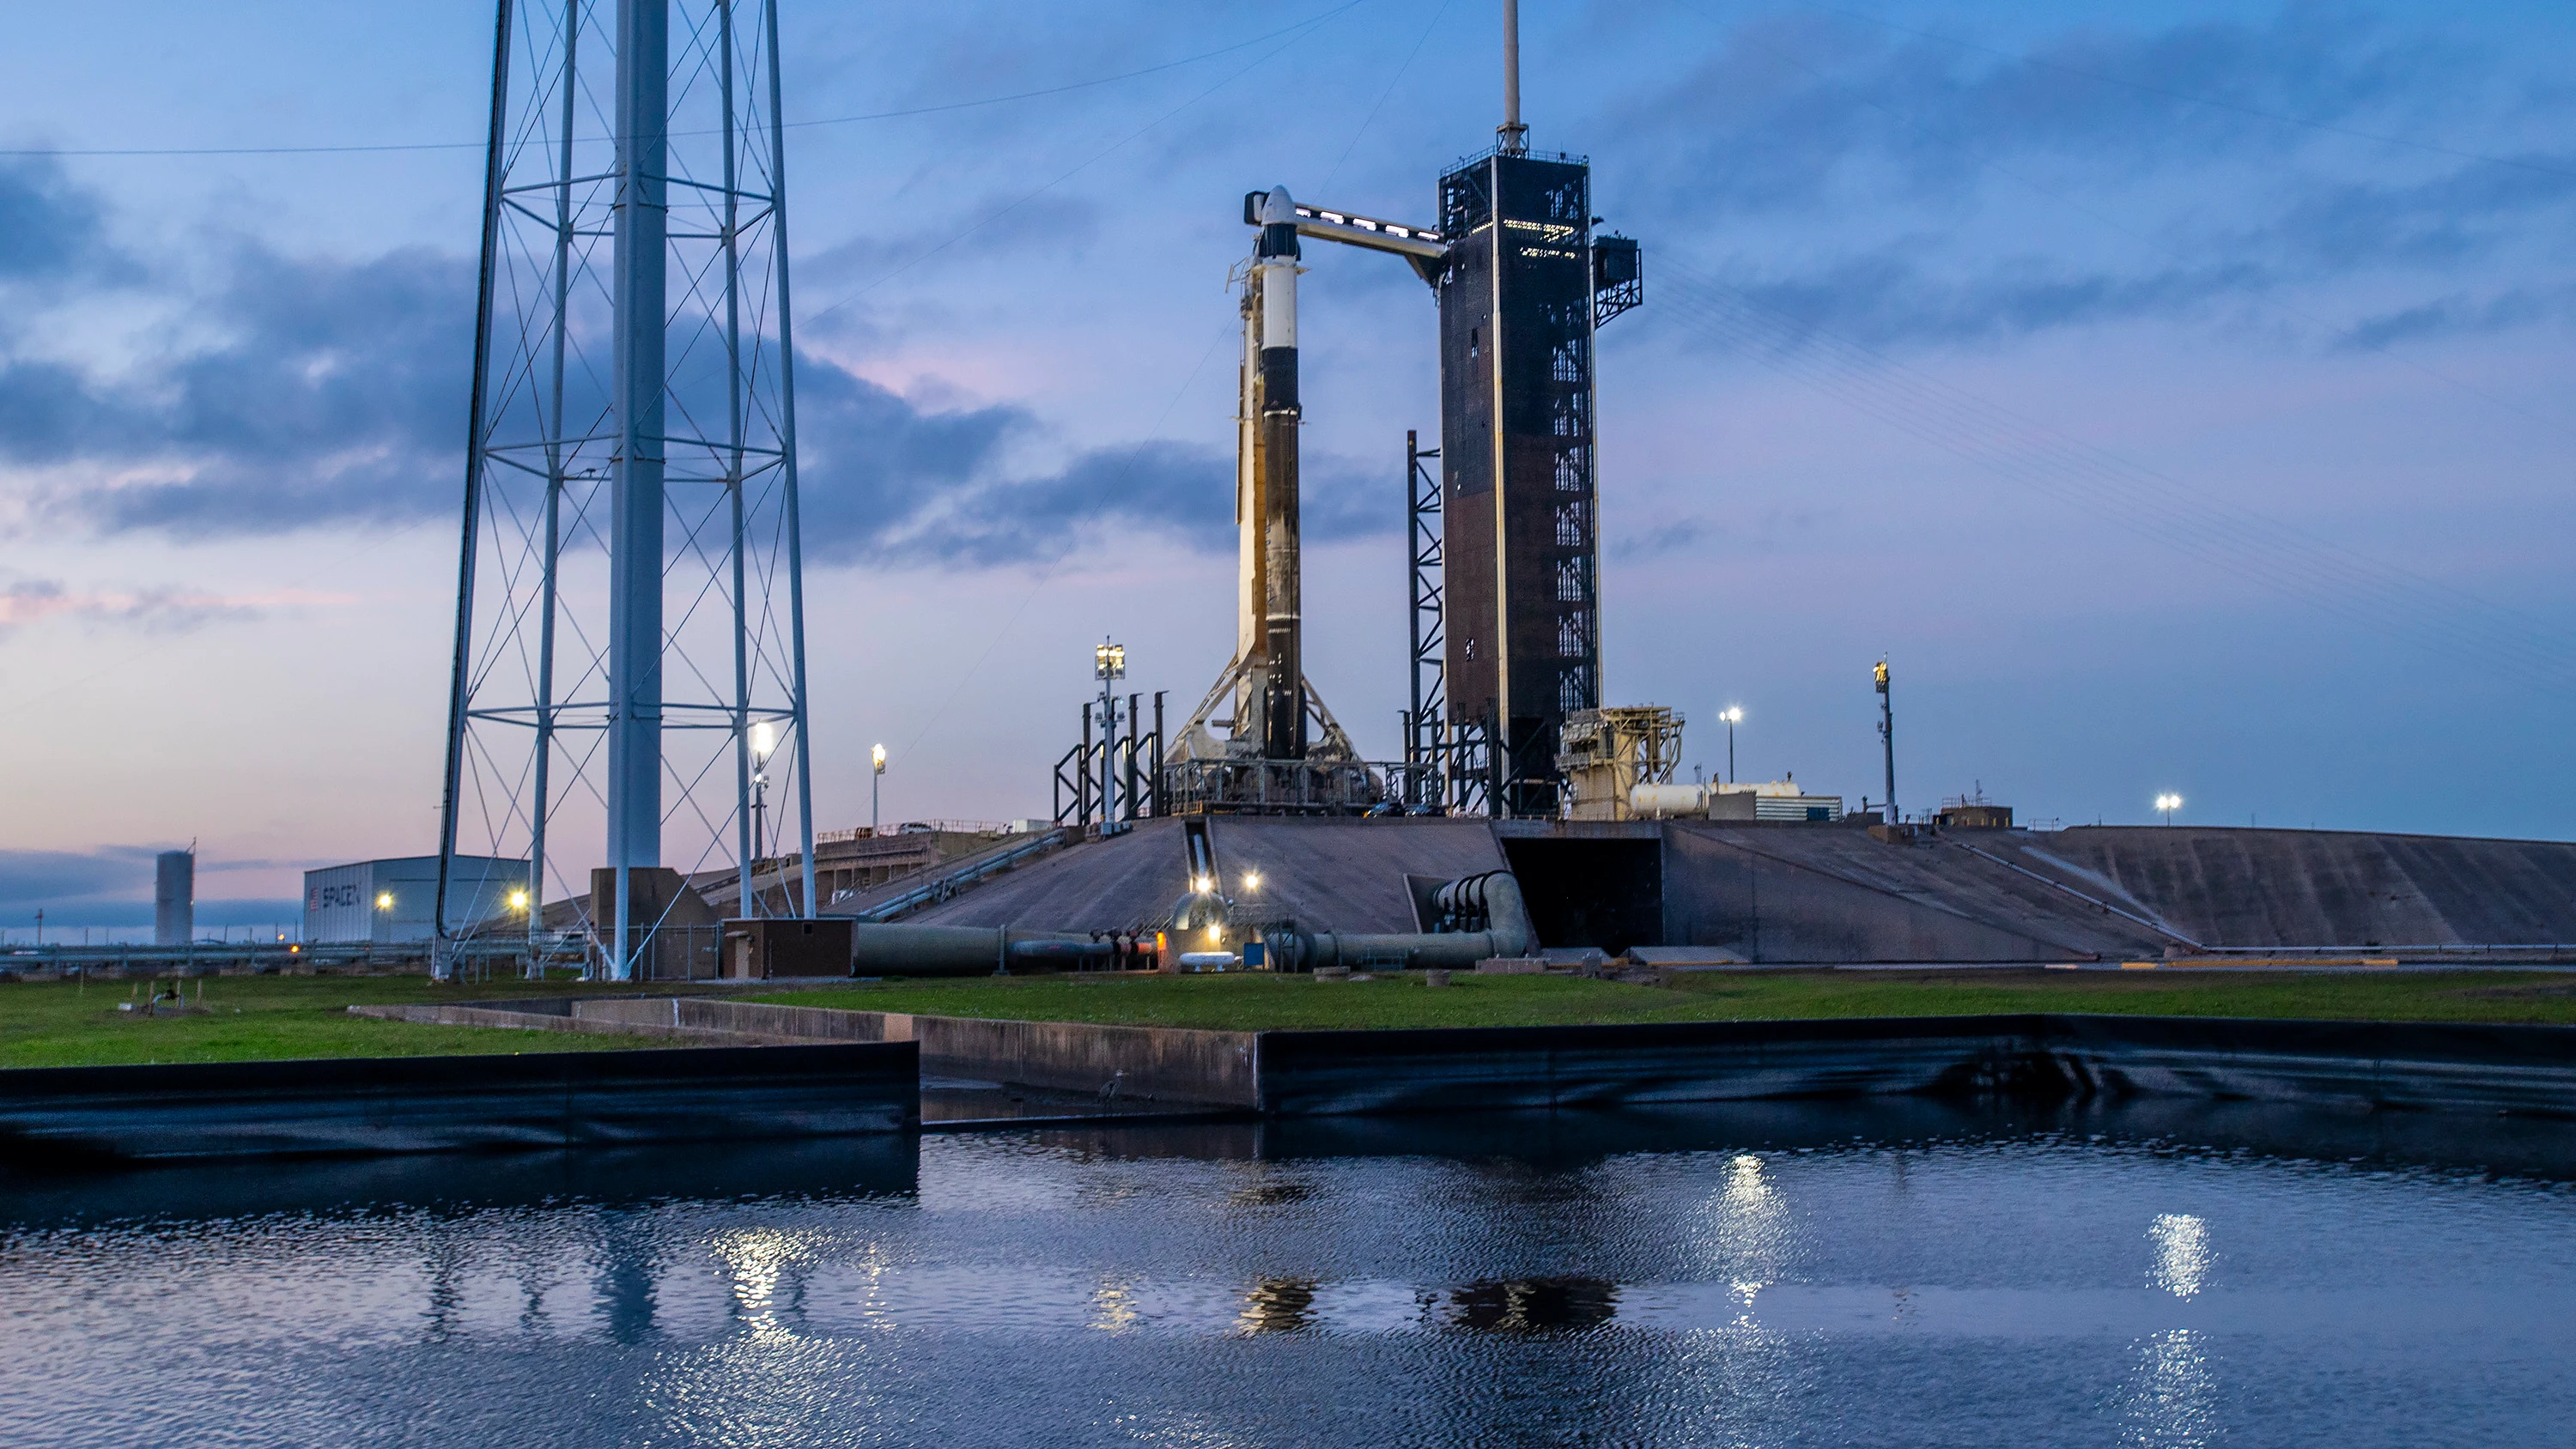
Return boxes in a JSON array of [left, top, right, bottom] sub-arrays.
[[0, 1042, 919, 1163], [895, 1015, 1256, 1106], [1254, 1015, 2576, 1119], [371, 997, 1256, 1107]]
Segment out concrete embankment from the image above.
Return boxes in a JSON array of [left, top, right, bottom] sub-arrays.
[[19, 1002, 2564, 1167], [0, 1042, 917, 1164], [366, 997, 1260, 1107], [1254, 1015, 2576, 1119], [362, 997, 2576, 1120]]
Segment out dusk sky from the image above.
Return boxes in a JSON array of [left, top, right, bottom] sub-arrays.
[[3, 0, 2572, 930]]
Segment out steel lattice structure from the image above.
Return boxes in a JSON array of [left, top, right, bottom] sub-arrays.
[[437, 0, 813, 979]]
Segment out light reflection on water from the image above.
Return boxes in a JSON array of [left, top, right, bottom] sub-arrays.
[[2, 1103, 2572, 1448]]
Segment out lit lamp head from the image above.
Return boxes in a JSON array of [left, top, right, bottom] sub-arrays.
[[1095, 640, 1126, 682], [749, 721, 778, 763], [1721, 706, 1743, 725], [1242, 871, 1261, 893], [871, 743, 887, 776], [2155, 792, 2184, 815], [508, 889, 530, 912], [374, 892, 394, 912]]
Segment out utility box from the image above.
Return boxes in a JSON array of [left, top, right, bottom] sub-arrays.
[[725, 917, 854, 979]]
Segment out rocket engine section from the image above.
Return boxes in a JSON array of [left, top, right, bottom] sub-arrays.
[[1241, 187, 1306, 760]]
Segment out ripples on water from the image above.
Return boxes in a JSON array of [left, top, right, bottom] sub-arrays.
[[3, 1100, 2571, 1447]]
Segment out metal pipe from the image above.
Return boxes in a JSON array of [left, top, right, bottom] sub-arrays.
[[726, 0, 755, 925], [848, 925, 1110, 976], [436, 0, 516, 980], [607, 0, 671, 979], [529, 0, 578, 976], [1498, 0, 1528, 154], [765, 0, 818, 923], [1249, 872, 1536, 971]]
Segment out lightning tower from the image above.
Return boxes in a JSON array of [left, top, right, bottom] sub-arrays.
[[436, 0, 815, 977]]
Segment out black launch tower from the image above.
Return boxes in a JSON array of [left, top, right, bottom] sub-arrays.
[[1436, 149, 1641, 815]]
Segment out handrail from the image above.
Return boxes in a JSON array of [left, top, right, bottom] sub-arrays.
[[841, 829, 1069, 923]]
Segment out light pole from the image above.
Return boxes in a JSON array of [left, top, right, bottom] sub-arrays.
[[750, 721, 778, 912], [1095, 640, 1127, 832], [2156, 792, 2183, 826], [871, 743, 887, 835], [1874, 658, 1897, 826], [1718, 706, 1743, 785]]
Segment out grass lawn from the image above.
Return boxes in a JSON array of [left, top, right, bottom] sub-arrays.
[[8, 966, 2569, 1070], [759, 967, 2576, 1033], [0, 975, 672, 1070]]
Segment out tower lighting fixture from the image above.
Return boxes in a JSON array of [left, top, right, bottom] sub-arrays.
[[375, 892, 394, 911], [871, 743, 887, 835], [2156, 792, 2184, 824]]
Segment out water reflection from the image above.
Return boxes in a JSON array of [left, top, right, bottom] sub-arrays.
[[2124, 1328, 2219, 1447], [2149, 1214, 2210, 1300], [1436, 1278, 1620, 1333], [3, 1103, 2572, 1448], [1088, 1277, 1141, 1334], [1236, 1277, 1317, 1335]]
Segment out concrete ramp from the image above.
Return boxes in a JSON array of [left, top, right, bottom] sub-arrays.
[[1654, 823, 2576, 961], [902, 816, 1507, 935], [1662, 824, 2170, 962], [1987, 827, 2576, 949]]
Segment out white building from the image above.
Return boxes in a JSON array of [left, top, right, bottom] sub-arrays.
[[302, 856, 528, 943], [1710, 779, 1846, 823]]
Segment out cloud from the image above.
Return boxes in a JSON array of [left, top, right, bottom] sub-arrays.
[[0, 846, 165, 906], [0, 578, 355, 636], [0, 156, 118, 282], [1666, 249, 2275, 350], [2336, 284, 2576, 350], [1619, 7, 2446, 213], [0, 158, 1269, 567], [1614, 7, 2576, 352]]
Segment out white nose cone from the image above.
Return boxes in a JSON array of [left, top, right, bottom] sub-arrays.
[[1259, 186, 1297, 226]]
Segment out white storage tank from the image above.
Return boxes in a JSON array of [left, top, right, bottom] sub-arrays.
[[153, 850, 194, 946]]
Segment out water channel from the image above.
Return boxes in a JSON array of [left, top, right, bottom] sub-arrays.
[[4, 1100, 2570, 1447]]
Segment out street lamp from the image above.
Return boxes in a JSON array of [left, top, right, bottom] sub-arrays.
[[1718, 706, 1743, 785], [749, 722, 779, 904], [871, 743, 887, 835], [1095, 639, 1127, 831], [2155, 792, 2184, 825]]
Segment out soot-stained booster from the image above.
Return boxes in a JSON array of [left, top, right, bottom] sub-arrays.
[[1246, 187, 1306, 759]]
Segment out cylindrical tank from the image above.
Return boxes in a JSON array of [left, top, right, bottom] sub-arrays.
[[1629, 782, 1710, 818], [154, 850, 194, 947]]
